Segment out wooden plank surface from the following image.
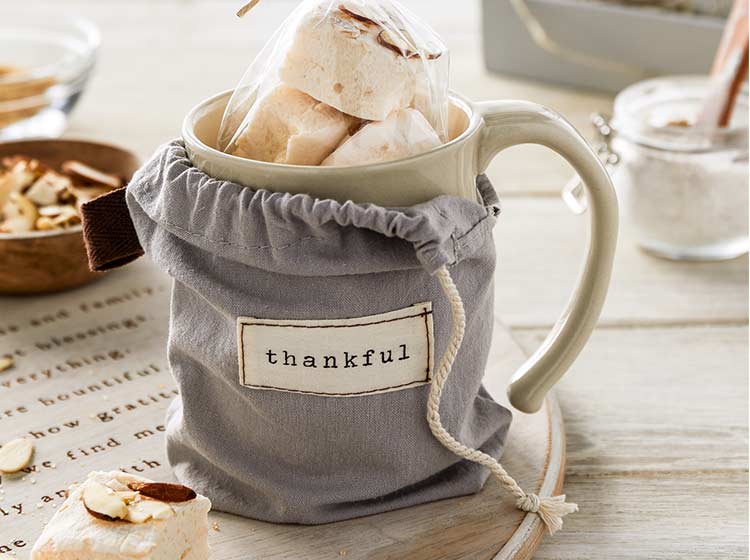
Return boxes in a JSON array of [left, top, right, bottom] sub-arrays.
[[513, 326, 748, 474], [535, 472, 749, 560], [514, 326, 749, 559]]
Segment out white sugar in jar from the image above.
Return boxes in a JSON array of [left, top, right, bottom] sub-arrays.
[[610, 75, 748, 261]]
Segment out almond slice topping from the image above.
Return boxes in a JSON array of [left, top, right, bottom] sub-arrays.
[[0, 438, 34, 473], [126, 498, 174, 523], [127, 481, 197, 502], [83, 481, 129, 522], [377, 29, 443, 60], [377, 29, 417, 58], [339, 5, 379, 26], [114, 490, 140, 502]]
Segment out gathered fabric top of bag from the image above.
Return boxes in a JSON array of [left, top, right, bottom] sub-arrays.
[[127, 141, 499, 276]]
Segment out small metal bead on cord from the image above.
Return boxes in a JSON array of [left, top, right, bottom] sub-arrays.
[[428, 266, 578, 535]]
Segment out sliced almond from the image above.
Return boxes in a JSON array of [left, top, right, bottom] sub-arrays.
[[36, 204, 79, 229], [0, 193, 39, 233], [35, 216, 61, 231], [1, 155, 28, 168], [0, 356, 13, 373], [377, 29, 416, 58], [127, 481, 197, 502], [82, 481, 128, 522], [376, 29, 442, 60], [35, 216, 79, 231], [37, 206, 62, 217], [67, 185, 110, 211], [102, 478, 130, 492], [38, 204, 77, 218], [0, 438, 34, 473], [126, 497, 173, 523], [0, 217, 31, 234], [25, 172, 72, 206], [339, 5, 379, 26], [0, 160, 39, 208], [331, 11, 368, 38], [61, 160, 122, 190], [25, 180, 58, 206], [114, 490, 140, 502], [0, 156, 44, 175]]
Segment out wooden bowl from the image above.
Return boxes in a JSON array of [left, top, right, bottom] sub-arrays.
[[0, 139, 140, 295]]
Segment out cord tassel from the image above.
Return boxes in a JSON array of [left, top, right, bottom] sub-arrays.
[[516, 493, 578, 535], [428, 266, 577, 535]]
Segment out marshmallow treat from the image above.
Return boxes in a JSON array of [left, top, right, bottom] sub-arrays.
[[322, 108, 441, 166], [233, 84, 359, 165], [31, 471, 211, 560], [279, 2, 443, 122]]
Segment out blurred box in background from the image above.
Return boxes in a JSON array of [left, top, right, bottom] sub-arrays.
[[482, 0, 727, 92]]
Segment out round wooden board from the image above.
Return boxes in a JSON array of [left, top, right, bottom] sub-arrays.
[[208, 325, 566, 560]]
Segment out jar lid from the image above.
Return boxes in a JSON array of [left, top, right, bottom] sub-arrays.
[[612, 75, 749, 153]]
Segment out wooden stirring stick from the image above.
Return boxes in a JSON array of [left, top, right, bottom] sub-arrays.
[[237, 0, 261, 18], [713, 0, 749, 126], [698, 0, 749, 128]]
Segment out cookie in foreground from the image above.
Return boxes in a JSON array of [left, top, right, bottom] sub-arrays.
[[31, 470, 211, 559]]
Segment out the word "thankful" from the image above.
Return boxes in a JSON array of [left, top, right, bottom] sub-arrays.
[[265, 344, 411, 370]]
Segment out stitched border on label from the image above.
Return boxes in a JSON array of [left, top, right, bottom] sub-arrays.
[[242, 310, 432, 330], [238, 306, 433, 396]]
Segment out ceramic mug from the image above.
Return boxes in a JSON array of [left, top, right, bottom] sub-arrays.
[[182, 90, 619, 413]]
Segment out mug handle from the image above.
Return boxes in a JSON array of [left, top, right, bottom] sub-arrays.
[[475, 100, 619, 413]]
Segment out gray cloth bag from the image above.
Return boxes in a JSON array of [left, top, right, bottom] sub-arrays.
[[125, 140, 536, 526]]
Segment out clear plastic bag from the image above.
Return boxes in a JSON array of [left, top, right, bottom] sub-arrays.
[[217, 0, 450, 167]]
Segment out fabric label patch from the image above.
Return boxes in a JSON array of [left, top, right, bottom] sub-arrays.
[[237, 303, 434, 397]]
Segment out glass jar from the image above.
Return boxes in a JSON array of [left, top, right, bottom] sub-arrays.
[[610, 75, 749, 261], [0, 17, 99, 140]]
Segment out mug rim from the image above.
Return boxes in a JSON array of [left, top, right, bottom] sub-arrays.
[[182, 89, 483, 173]]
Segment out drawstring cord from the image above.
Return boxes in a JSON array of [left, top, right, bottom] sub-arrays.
[[428, 266, 578, 535]]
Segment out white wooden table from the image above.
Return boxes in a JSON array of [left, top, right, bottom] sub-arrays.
[[4, 1, 749, 557]]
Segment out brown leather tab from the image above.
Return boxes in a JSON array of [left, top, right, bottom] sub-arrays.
[[80, 187, 144, 272]]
